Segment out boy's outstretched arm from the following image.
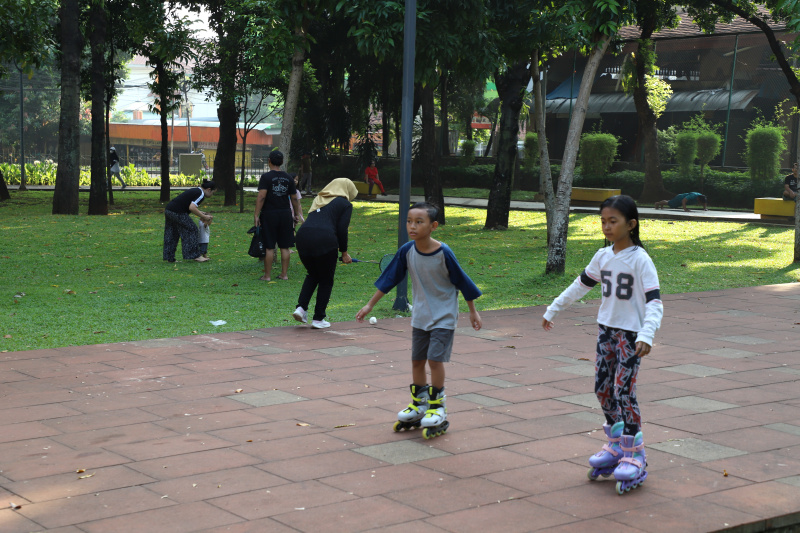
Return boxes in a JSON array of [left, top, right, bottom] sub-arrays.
[[356, 290, 386, 322], [466, 300, 482, 331]]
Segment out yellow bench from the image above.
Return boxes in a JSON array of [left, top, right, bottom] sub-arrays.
[[754, 197, 796, 218], [355, 181, 381, 198], [571, 187, 621, 205]]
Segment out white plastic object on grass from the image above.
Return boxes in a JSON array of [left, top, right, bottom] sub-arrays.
[[210, 320, 227, 326]]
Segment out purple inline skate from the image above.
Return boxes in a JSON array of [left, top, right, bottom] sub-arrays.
[[613, 431, 647, 495], [587, 421, 624, 480]]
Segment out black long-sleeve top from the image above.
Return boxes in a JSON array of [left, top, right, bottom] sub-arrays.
[[295, 196, 353, 257]]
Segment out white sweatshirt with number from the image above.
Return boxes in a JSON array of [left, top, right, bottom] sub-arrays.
[[543, 245, 663, 346]]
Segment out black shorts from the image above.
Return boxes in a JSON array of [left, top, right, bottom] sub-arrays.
[[260, 209, 295, 249]]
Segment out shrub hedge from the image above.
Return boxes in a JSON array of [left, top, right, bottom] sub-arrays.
[[579, 132, 618, 177], [745, 126, 785, 181]]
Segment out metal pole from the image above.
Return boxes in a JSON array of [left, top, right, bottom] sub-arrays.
[[722, 34, 739, 168], [393, 0, 416, 312], [17, 64, 27, 190]]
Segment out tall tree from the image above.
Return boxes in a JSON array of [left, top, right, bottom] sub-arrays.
[[87, 0, 108, 215], [53, 0, 83, 214], [688, 0, 800, 258], [137, 9, 196, 202], [544, 0, 636, 274], [625, 1, 679, 203]]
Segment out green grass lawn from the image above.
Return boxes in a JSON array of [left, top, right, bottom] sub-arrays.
[[1, 190, 798, 352]]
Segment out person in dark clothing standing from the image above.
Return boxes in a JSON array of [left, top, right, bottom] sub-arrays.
[[292, 178, 358, 329], [163, 179, 216, 262], [108, 147, 126, 189], [254, 150, 302, 281], [783, 162, 798, 201]]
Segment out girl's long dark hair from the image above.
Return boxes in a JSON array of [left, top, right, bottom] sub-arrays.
[[599, 195, 643, 248]]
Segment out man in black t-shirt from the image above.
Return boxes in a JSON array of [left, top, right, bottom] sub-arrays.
[[783, 162, 798, 201], [254, 150, 302, 281]]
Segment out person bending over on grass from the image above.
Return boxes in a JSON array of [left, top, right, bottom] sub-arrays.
[[356, 201, 482, 435], [163, 179, 216, 263], [254, 150, 302, 281], [654, 192, 707, 212], [292, 178, 357, 329]]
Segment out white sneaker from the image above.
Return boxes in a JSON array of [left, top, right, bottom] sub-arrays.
[[292, 306, 307, 324], [311, 319, 330, 329]]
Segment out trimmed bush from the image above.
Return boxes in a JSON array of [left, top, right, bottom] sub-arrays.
[[675, 131, 697, 177], [460, 140, 476, 167], [579, 132, 619, 177], [696, 131, 721, 175], [745, 126, 785, 181], [658, 125, 678, 164]]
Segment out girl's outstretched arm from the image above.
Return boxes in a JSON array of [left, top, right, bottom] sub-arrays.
[[542, 318, 554, 331]]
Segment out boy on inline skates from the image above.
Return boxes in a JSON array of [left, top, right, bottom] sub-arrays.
[[356, 202, 482, 439]]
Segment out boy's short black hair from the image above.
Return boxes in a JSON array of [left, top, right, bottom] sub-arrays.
[[409, 201, 438, 222], [268, 150, 284, 166]]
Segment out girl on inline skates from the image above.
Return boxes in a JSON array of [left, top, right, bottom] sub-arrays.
[[542, 195, 662, 495]]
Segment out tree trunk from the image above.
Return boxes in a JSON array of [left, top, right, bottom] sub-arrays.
[[381, 92, 391, 157], [439, 72, 450, 156], [633, 34, 671, 202], [465, 111, 473, 141], [546, 34, 611, 275], [279, 28, 306, 166], [53, 0, 83, 215], [88, 0, 108, 215], [215, 94, 239, 206], [0, 168, 10, 201], [156, 60, 171, 203], [420, 83, 444, 224], [105, 84, 114, 205], [485, 60, 529, 230], [532, 51, 555, 244]]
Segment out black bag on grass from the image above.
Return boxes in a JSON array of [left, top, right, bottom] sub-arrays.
[[248, 226, 265, 258]]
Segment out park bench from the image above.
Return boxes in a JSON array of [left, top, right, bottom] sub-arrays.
[[355, 181, 380, 198], [571, 187, 621, 205], [753, 197, 795, 219]]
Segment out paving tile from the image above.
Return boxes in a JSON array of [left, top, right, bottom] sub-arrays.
[[777, 476, 800, 488], [655, 412, 762, 434], [0, 421, 61, 444], [3, 465, 155, 503], [543, 518, 645, 533], [320, 463, 457, 498], [426, 498, 576, 533], [467, 376, 522, 388], [354, 440, 451, 465], [702, 426, 800, 453], [644, 464, 751, 499], [452, 392, 511, 407], [699, 450, 800, 483], [385, 477, 526, 516], [0, 403, 82, 425], [698, 481, 800, 519], [105, 434, 235, 462], [609, 497, 761, 532], [554, 392, 599, 408], [766, 423, 800, 437], [650, 437, 747, 462], [554, 364, 597, 377], [661, 364, 732, 377], [128, 448, 261, 480], [81, 501, 242, 533], [0, 509, 45, 533], [274, 494, 428, 533], [504, 434, 601, 462], [714, 335, 773, 345], [0, 441, 131, 482], [484, 460, 591, 495], [208, 480, 356, 520], [315, 345, 379, 357], [416, 448, 541, 478], [654, 396, 739, 413], [529, 482, 670, 520], [258, 450, 385, 482], [143, 466, 288, 503], [226, 389, 309, 407], [701, 347, 763, 358], [15, 486, 173, 529]]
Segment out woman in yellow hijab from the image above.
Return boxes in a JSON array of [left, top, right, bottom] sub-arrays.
[[292, 178, 359, 329]]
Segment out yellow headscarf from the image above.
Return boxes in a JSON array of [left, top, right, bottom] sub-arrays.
[[308, 178, 358, 214]]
